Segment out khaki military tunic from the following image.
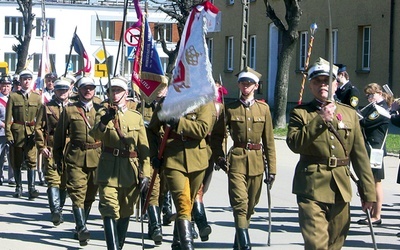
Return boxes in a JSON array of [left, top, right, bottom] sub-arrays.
[[35, 99, 69, 187], [148, 102, 213, 220], [225, 99, 276, 229], [90, 105, 150, 219], [287, 100, 376, 249], [5, 90, 42, 170], [53, 101, 102, 209]]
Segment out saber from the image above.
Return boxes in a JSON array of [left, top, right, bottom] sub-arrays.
[[264, 170, 272, 246], [366, 208, 378, 250]]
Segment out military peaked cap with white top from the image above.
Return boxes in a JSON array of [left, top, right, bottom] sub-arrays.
[[19, 69, 33, 79], [109, 76, 129, 91], [54, 77, 71, 90], [308, 57, 339, 80], [236, 66, 262, 83], [76, 74, 95, 88]]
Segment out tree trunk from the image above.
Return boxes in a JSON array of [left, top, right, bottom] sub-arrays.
[[273, 30, 296, 128]]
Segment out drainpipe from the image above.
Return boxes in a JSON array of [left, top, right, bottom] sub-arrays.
[[388, 0, 394, 88]]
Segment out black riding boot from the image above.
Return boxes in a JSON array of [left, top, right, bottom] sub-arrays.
[[162, 191, 174, 225], [171, 221, 181, 250], [117, 217, 130, 249], [177, 219, 194, 250], [233, 233, 238, 250], [84, 205, 92, 223], [148, 205, 163, 245], [47, 187, 62, 226], [27, 169, 39, 199], [192, 201, 211, 241], [191, 220, 198, 239], [59, 189, 67, 224], [12, 168, 22, 198], [103, 217, 119, 250], [72, 206, 90, 246], [236, 228, 251, 250]]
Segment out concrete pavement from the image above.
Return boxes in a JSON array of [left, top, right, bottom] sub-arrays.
[[1, 138, 400, 249]]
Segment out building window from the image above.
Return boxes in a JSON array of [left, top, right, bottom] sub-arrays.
[[362, 26, 371, 70], [96, 21, 115, 41], [4, 53, 17, 72], [35, 18, 55, 38], [33, 54, 56, 73], [299, 31, 308, 70], [249, 35, 256, 69], [206, 38, 213, 65], [228, 0, 234, 5], [5, 16, 24, 36], [226, 36, 234, 71], [154, 23, 172, 43]]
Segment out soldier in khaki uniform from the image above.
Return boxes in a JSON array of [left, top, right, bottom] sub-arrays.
[[90, 77, 150, 249], [136, 87, 167, 245], [217, 67, 276, 250], [53, 74, 102, 246], [286, 58, 376, 249], [35, 78, 71, 226], [148, 100, 213, 250], [5, 69, 43, 199]]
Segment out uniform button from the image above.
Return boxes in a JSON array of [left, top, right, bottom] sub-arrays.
[[318, 125, 323, 128], [330, 135, 334, 140], [236, 117, 240, 121], [248, 117, 251, 121], [331, 145, 335, 149], [248, 128, 251, 131]]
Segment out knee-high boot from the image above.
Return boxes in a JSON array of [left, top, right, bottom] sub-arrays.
[[12, 168, 22, 198], [177, 219, 194, 250], [72, 206, 90, 246], [162, 191, 175, 226], [117, 217, 130, 249], [148, 205, 163, 245], [171, 221, 181, 250], [27, 169, 39, 199], [59, 189, 67, 224], [47, 187, 61, 226], [236, 228, 251, 250], [192, 201, 211, 241], [103, 217, 119, 250]]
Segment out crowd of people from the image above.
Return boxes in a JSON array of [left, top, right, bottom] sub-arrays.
[[1, 56, 400, 250]]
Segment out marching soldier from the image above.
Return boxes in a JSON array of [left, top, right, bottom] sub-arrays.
[[5, 69, 42, 199], [53, 74, 102, 246], [136, 87, 167, 245], [90, 76, 151, 249], [216, 67, 276, 249], [35, 78, 71, 226], [148, 100, 214, 250], [334, 64, 360, 109], [287, 58, 376, 249]]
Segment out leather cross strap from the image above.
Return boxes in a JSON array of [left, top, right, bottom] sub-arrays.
[[76, 106, 92, 129], [112, 114, 131, 150], [327, 122, 349, 157]]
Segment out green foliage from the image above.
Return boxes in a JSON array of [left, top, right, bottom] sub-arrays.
[[274, 126, 400, 154]]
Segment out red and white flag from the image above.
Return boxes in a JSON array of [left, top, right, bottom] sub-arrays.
[[158, 1, 219, 121]]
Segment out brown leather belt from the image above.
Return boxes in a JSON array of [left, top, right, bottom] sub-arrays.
[[169, 131, 194, 141], [70, 140, 102, 150], [300, 155, 350, 167], [233, 142, 262, 150], [103, 146, 138, 158], [13, 121, 35, 126]]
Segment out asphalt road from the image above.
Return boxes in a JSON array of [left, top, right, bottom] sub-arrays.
[[0, 138, 400, 249]]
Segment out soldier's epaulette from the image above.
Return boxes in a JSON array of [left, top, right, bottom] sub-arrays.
[[131, 109, 142, 116], [336, 102, 353, 109], [255, 99, 268, 106]]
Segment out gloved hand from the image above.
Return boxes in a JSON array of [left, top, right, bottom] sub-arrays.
[[140, 176, 150, 193], [264, 174, 276, 188], [151, 157, 163, 170], [215, 156, 228, 172], [6, 140, 14, 147], [100, 107, 116, 125], [166, 118, 179, 129]]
